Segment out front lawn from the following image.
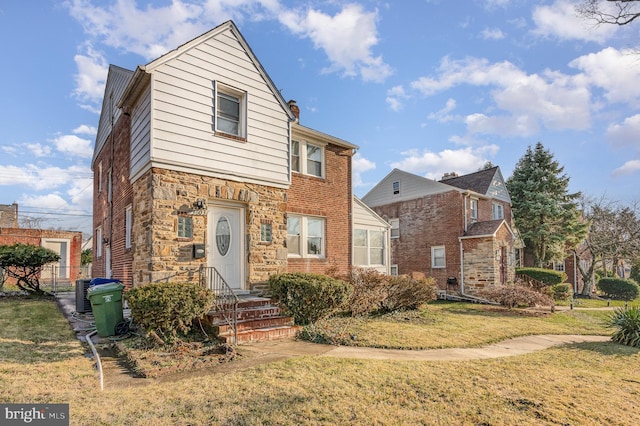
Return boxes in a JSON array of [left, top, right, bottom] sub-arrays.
[[1, 297, 639, 425], [300, 301, 611, 349]]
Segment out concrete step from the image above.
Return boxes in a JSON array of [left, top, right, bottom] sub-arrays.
[[207, 304, 282, 324], [216, 316, 295, 334]]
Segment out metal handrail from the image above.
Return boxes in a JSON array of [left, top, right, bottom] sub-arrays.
[[199, 265, 239, 345]]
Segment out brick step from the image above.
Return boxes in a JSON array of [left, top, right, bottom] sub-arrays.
[[207, 305, 282, 323], [217, 325, 302, 344], [211, 297, 277, 313], [216, 316, 295, 334]]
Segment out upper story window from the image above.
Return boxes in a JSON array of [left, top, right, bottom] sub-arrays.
[[96, 227, 103, 258], [470, 199, 478, 221], [492, 202, 504, 220], [125, 205, 132, 249], [97, 162, 103, 194], [392, 181, 400, 196], [287, 215, 325, 258], [431, 246, 446, 268], [390, 218, 400, 239], [291, 140, 324, 178], [215, 82, 246, 139]]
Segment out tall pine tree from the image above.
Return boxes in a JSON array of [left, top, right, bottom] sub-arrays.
[[507, 142, 587, 267]]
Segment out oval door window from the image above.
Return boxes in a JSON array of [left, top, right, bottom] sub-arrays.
[[216, 217, 231, 256]]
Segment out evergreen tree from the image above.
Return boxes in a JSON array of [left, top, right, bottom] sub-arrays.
[[507, 142, 588, 267]]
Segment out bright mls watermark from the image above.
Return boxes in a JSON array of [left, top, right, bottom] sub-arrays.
[[1, 404, 69, 425]]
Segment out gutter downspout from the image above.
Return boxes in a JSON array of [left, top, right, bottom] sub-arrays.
[[459, 239, 465, 294], [573, 252, 578, 294]]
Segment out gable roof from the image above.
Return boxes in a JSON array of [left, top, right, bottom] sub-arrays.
[[117, 20, 295, 122], [361, 168, 454, 207], [441, 166, 511, 203], [441, 167, 498, 194], [460, 219, 516, 240]]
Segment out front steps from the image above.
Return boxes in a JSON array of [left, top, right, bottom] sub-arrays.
[[206, 296, 301, 344]]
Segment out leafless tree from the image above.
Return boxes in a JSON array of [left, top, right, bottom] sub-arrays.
[[577, 0, 640, 26]]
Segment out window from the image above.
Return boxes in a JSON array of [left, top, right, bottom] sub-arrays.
[[470, 199, 478, 221], [107, 169, 113, 203], [353, 229, 385, 266], [392, 181, 400, 195], [291, 140, 324, 178], [97, 162, 103, 193], [390, 218, 400, 239], [96, 227, 102, 258], [553, 261, 565, 272], [260, 223, 272, 243], [287, 215, 325, 257], [431, 246, 446, 268], [177, 216, 193, 239], [390, 265, 398, 276], [291, 140, 300, 172], [215, 82, 246, 138], [125, 205, 132, 249], [492, 202, 504, 220]]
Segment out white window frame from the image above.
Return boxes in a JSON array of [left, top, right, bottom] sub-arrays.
[[390, 264, 398, 276], [390, 218, 400, 239], [353, 228, 385, 267], [97, 162, 103, 194], [470, 198, 478, 221], [214, 82, 247, 139], [392, 181, 400, 196], [431, 245, 446, 269], [125, 204, 132, 249], [96, 227, 103, 258], [287, 215, 325, 258], [553, 261, 565, 272], [291, 140, 325, 178], [107, 169, 113, 203], [492, 202, 504, 220], [291, 140, 300, 173]]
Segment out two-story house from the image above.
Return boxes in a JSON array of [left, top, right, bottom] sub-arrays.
[[92, 20, 386, 295], [361, 167, 520, 293]]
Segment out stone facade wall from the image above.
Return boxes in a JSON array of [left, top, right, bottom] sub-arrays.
[[462, 224, 516, 293], [287, 143, 353, 276], [131, 167, 288, 288]]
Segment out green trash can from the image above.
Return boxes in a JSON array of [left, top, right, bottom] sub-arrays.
[[87, 282, 124, 337]]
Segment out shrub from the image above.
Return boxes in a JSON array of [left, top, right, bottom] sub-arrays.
[[516, 267, 566, 286], [379, 275, 437, 312], [550, 283, 572, 302], [596, 278, 640, 301], [126, 282, 215, 343], [630, 259, 640, 284], [477, 285, 554, 309], [608, 307, 640, 348], [268, 273, 352, 325], [341, 267, 389, 316], [0, 243, 60, 294]]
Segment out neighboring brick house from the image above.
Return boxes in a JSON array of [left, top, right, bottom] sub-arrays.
[[92, 21, 368, 292], [361, 167, 520, 293], [0, 222, 83, 286], [0, 204, 18, 228]]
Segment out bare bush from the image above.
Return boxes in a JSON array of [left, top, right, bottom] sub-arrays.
[[477, 285, 554, 309]]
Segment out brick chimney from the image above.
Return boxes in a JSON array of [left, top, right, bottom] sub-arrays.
[[288, 99, 300, 122], [441, 172, 458, 180]]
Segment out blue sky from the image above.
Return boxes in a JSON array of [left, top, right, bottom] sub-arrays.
[[1, 0, 639, 237]]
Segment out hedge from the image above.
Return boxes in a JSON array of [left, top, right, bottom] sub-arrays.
[[596, 278, 640, 301], [516, 267, 566, 286], [268, 273, 352, 325]]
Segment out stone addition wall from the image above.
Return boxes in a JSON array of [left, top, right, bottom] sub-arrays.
[[462, 225, 515, 293], [131, 167, 288, 288]]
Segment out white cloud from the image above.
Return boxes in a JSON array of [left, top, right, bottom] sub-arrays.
[[0, 164, 91, 191], [25, 143, 52, 158], [17, 193, 70, 211], [410, 56, 592, 136], [531, 0, 616, 43], [73, 43, 109, 112], [612, 159, 640, 176], [50, 134, 94, 158], [606, 114, 640, 151], [390, 145, 499, 179], [73, 125, 98, 136], [352, 153, 376, 188], [481, 27, 505, 40], [428, 98, 457, 123], [570, 47, 640, 107], [279, 4, 392, 82], [386, 85, 409, 111]]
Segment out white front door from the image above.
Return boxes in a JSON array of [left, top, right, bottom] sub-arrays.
[[208, 205, 245, 291]]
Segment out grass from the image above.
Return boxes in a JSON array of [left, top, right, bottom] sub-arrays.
[[301, 301, 612, 349], [1, 297, 640, 425]]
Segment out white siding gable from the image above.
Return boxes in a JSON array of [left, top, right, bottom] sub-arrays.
[[128, 21, 293, 188], [487, 168, 511, 203], [362, 169, 454, 208], [353, 196, 391, 274]]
